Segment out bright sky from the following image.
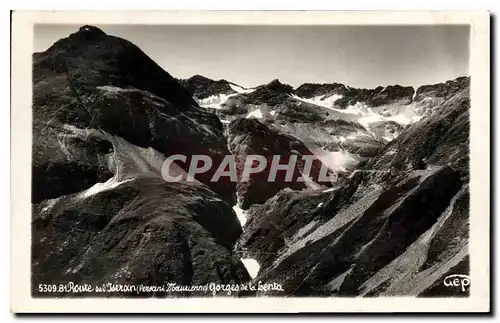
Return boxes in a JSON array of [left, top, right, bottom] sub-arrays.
[[34, 24, 469, 89]]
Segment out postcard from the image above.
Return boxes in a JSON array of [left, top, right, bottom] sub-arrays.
[[10, 10, 490, 313]]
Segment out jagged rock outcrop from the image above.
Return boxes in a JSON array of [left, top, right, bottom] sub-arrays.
[[31, 26, 247, 296], [33, 178, 249, 297], [236, 80, 470, 297]]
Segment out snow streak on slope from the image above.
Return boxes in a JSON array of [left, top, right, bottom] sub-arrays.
[[196, 83, 256, 109], [233, 204, 248, 227]]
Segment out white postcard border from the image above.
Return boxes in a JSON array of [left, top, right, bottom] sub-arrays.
[[10, 10, 490, 313]]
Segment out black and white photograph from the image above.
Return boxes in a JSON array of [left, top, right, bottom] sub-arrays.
[[10, 11, 490, 313]]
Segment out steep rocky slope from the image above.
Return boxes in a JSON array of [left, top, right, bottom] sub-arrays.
[[31, 26, 247, 296], [178, 74, 236, 100]]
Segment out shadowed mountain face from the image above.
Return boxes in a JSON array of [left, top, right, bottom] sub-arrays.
[[177, 74, 236, 100], [227, 118, 336, 210], [32, 25, 470, 298]]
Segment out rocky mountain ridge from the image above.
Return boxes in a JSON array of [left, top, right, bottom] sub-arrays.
[[181, 74, 469, 111]]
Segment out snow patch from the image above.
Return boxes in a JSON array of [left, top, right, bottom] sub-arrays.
[[310, 148, 359, 173], [356, 103, 423, 128], [62, 125, 193, 199], [274, 186, 384, 267], [337, 136, 347, 143], [197, 94, 233, 109], [300, 172, 323, 190], [241, 258, 260, 279], [196, 86, 257, 109]]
